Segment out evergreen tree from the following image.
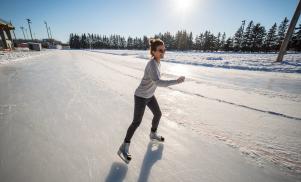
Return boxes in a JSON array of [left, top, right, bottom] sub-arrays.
[[241, 21, 254, 52], [277, 17, 289, 49], [188, 32, 194, 50], [263, 23, 277, 52], [194, 33, 201, 50], [174, 30, 188, 51], [68, 17, 299, 53], [162, 32, 174, 50], [120, 37, 126, 49], [233, 20, 245, 51], [210, 33, 216, 51], [224, 37, 233, 51], [251, 23, 266, 52], [69, 33, 74, 48], [194, 32, 204, 51], [215, 32, 221, 51], [290, 24, 301, 51], [80, 33, 88, 49], [127, 37, 133, 49], [203, 31, 210, 51], [180, 30, 188, 51], [72, 34, 81, 49], [142, 36, 148, 50], [220, 32, 226, 51]]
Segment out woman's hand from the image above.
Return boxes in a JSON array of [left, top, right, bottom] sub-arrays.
[[177, 76, 185, 84]]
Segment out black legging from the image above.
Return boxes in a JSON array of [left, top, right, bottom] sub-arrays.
[[124, 95, 162, 143]]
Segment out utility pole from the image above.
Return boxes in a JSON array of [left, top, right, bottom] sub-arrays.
[[12, 29, 17, 40], [44, 21, 50, 39], [20, 26, 26, 39], [276, 0, 301, 62], [25, 28, 29, 39], [48, 26, 53, 39], [26, 18, 33, 40]]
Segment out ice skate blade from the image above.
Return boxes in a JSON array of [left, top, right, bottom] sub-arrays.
[[117, 150, 131, 164], [150, 137, 165, 142]]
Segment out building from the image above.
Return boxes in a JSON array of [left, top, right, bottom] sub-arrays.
[[0, 18, 15, 49]]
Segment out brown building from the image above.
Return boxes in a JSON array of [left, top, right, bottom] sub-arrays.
[[0, 18, 15, 49]]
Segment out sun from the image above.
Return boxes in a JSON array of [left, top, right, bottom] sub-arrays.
[[174, 0, 195, 14]]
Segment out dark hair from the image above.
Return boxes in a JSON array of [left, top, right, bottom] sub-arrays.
[[149, 38, 164, 57]]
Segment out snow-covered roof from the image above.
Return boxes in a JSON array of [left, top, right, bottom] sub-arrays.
[[0, 18, 14, 29]]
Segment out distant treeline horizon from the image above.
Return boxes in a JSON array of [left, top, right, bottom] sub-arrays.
[[69, 17, 301, 52]]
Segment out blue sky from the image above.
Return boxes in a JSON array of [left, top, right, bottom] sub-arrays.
[[1, 0, 300, 43]]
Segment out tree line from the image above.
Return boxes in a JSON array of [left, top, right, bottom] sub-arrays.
[[69, 17, 301, 52]]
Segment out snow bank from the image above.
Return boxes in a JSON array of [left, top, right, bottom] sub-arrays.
[[89, 49, 301, 73], [0, 48, 50, 64]]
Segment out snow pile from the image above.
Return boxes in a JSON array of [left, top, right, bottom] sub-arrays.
[[0, 48, 49, 64], [89, 49, 301, 73]]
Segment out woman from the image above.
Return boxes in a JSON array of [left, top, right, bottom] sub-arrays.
[[118, 38, 185, 163]]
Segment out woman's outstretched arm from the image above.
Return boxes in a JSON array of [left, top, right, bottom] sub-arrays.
[[148, 62, 178, 87]]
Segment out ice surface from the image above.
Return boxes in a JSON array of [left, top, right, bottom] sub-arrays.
[[0, 50, 300, 181]]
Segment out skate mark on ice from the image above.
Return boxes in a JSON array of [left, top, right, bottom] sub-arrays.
[[168, 88, 301, 121]]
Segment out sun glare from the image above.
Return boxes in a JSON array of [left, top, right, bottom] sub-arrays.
[[174, 0, 195, 14], [168, 64, 191, 77]]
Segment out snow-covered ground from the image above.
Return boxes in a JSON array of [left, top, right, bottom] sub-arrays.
[[0, 50, 300, 181]]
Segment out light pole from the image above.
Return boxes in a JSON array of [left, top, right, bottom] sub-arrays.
[[26, 18, 33, 40], [44, 21, 50, 39], [20, 26, 26, 39], [48, 26, 53, 39], [276, 0, 301, 62], [25, 28, 29, 40], [12, 29, 17, 40]]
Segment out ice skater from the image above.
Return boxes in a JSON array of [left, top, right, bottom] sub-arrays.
[[118, 38, 185, 163]]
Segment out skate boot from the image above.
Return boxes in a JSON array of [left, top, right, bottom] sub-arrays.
[[150, 131, 165, 142], [117, 142, 132, 164]]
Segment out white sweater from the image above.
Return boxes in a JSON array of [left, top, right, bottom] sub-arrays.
[[134, 59, 178, 98]]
